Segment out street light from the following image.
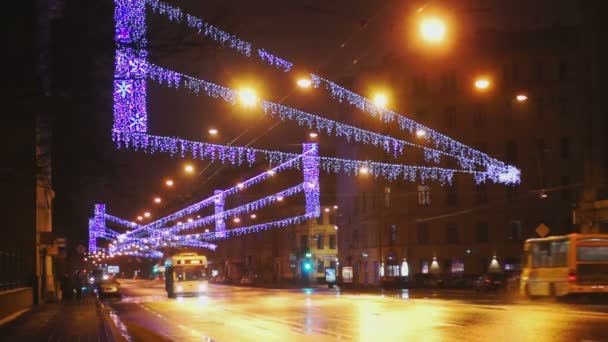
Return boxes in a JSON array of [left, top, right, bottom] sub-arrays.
[[143, 211, 151, 218], [415, 129, 426, 138], [276, 196, 284, 201], [359, 166, 369, 174], [420, 17, 446, 43], [250, 214, 257, 219], [184, 164, 194, 173], [474, 78, 491, 90], [154, 197, 161, 204], [233, 217, 241, 223], [137, 216, 143, 221], [208, 128, 218, 135], [373, 93, 388, 108], [238, 87, 257, 107], [516, 94, 528, 103], [297, 78, 312, 88], [165, 179, 174, 187]]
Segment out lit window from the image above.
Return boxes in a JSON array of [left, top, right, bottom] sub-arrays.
[[417, 185, 431, 206]]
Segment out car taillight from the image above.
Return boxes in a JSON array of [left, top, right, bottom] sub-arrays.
[[567, 272, 576, 282]]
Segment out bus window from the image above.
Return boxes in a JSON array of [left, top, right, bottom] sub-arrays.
[[577, 246, 608, 261]]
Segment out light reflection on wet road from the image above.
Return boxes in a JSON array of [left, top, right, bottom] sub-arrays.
[[105, 279, 608, 342]]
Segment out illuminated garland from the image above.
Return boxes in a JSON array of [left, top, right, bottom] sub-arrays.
[[126, 149, 307, 236], [199, 214, 311, 240], [104, 214, 139, 228], [165, 183, 304, 234], [147, 64, 483, 166], [142, 0, 519, 179]]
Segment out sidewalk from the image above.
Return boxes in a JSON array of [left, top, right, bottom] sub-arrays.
[[0, 295, 121, 342]]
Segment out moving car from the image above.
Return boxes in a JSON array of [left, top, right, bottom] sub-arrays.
[[99, 277, 121, 297]]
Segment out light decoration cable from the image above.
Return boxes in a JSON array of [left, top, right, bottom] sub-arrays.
[[100, 144, 320, 255], [140, 0, 520, 183]]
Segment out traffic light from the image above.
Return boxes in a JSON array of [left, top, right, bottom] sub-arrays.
[[302, 251, 312, 272]]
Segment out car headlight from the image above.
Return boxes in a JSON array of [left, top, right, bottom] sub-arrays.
[[176, 285, 183, 292]]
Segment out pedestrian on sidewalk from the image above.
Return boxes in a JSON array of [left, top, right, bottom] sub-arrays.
[[61, 272, 73, 302]]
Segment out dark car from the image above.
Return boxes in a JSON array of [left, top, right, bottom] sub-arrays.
[[473, 273, 512, 292], [99, 277, 121, 297]]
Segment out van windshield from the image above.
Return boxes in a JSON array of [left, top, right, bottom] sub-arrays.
[[175, 265, 208, 281]]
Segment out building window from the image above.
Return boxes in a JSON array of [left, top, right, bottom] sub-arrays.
[[558, 97, 568, 118], [475, 183, 488, 204], [473, 104, 487, 128], [558, 61, 568, 81], [445, 183, 457, 206], [446, 223, 459, 244], [445, 106, 456, 128], [389, 225, 397, 246], [509, 220, 523, 240], [506, 140, 518, 164], [535, 62, 544, 81], [560, 137, 571, 159], [329, 235, 337, 249], [536, 138, 546, 161], [476, 221, 489, 243], [512, 63, 519, 82], [417, 223, 430, 244], [421, 261, 429, 274], [300, 235, 309, 250], [384, 187, 391, 209], [506, 185, 520, 202], [451, 259, 464, 273], [561, 176, 572, 201], [535, 97, 544, 119], [504, 101, 513, 127], [362, 192, 367, 213], [316, 234, 324, 250], [417, 185, 430, 206], [386, 264, 400, 277], [317, 260, 324, 273]]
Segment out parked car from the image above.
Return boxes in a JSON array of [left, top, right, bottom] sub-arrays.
[[99, 277, 121, 297], [473, 272, 519, 292]]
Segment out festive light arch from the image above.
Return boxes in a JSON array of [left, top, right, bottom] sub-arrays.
[[112, 0, 520, 185], [99, 0, 521, 255]]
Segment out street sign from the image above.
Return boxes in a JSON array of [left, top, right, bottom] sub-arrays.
[[536, 223, 550, 237], [108, 265, 120, 274]]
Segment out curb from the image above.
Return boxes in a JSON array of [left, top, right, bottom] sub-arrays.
[[95, 296, 128, 342]]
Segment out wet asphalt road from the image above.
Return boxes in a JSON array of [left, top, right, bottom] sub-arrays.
[[104, 279, 608, 342]]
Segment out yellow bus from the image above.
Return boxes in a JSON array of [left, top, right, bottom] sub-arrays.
[[521, 234, 608, 298], [165, 253, 209, 298]]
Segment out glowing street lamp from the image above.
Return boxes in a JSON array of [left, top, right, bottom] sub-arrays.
[[324, 208, 330, 213], [238, 87, 257, 107], [297, 78, 312, 88], [184, 164, 194, 173], [250, 214, 257, 219], [208, 128, 218, 135], [137, 216, 143, 221], [165, 179, 174, 187], [333, 205, 338, 209], [415, 129, 426, 138], [309, 132, 318, 139], [233, 217, 241, 223], [373, 93, 388, 108], [276, 196, 284, 201], [420, 17, 446, 43], [154, 197, 161, 204], [143, 211, 151, 218], [516, 94, 528, 103], [474, 78, 491, 90], [359, 166, 369, 175]]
